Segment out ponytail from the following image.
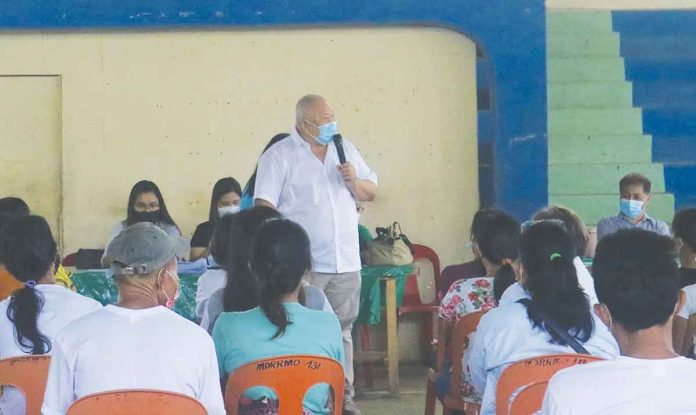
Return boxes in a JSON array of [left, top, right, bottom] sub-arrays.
[[520, 223, 593, 345], [259, 263, 293, 339], [0, 215, 57, 355], [222, 261, 259, 312], [7, 285, 50, 354], [493, 261, 516, 302]]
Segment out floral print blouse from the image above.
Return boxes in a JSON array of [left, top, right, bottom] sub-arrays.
[[439, 277, 496, 321]]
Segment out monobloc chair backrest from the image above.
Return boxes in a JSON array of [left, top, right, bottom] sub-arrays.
[[66, 389, 207, 415], [448, 310, 488, 398], [225, 355, 345, 415], [0, 355, 51, 415], [508, 382, 547, 415], [496, 354, 603, 415], [403, 244, 441, 307]]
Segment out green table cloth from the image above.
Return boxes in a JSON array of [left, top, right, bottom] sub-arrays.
[[356, 264, 414, 325], [71, 270, 200, 321], [73, 265, 413, 325]]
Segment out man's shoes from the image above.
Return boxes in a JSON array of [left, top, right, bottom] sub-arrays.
[[343, 395, 362, 415]]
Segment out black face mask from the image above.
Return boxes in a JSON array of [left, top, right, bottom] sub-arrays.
[[132, 210, 161, 224]]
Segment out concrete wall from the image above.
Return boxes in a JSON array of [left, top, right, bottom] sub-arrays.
[[0, 28, 478, 266]]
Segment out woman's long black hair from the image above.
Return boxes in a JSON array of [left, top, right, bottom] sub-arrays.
[[219, 206, 282, 313], [475, 212, 520, 302], [519, 222, 594, 345], [250, 219, 312, 339], [208, 177, 242, 224], [242, 133, 289, 200], [0, 215, 57, 354], [125, 180, 178, 228]]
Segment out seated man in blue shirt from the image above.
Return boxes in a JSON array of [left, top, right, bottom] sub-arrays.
[[597, 172, 669, 241]]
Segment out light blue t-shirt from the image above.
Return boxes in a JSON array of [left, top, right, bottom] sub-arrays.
[[212, 303, 344, 414]]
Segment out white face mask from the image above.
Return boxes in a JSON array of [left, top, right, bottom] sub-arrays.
[[218, 205, 241, 218]]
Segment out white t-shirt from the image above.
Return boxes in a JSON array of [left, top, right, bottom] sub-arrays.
[[499, 257, 598, 306], [195, 268, 227, 319], [541, 356, 696, 414], [254, 128, 378, 273], [678, 283, 696, 319], [42, 305, 225, 415], [467, 299, 619, 415], [0, 284, 102, 415]]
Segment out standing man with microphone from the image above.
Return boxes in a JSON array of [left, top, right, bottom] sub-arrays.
[[255, 94, 377, 415]]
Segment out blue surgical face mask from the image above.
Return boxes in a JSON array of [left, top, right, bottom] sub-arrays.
[[620, 198, 644, 219], [307, 120, 338, 145]]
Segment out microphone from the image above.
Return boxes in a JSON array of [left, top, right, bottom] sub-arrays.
[[333, 134, 347, 164]]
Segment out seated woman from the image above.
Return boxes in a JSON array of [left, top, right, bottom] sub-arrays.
[[468, 221, 619, 415], [190, 177, 242, 262], [199, 207, 332, 332], [671, 208, 696, 356], [438, 210, 502, 300], [107, 180, 180, 246], [42, 222, 225, 415], [240, 133, 289, 210], [499, 205, 598, 306], [213, 219, 343, 415], [435, 210, 520, 404], [0, 216, 102, 415]]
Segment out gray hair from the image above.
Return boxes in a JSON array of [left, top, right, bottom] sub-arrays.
[[295, 94, 324, 126]]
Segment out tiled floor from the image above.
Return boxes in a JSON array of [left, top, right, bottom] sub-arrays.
[[354, 363, 441, 415]]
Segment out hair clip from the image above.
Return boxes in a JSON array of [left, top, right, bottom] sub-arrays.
[[24, 280, 37, 289], [549, 253, 562, 261]]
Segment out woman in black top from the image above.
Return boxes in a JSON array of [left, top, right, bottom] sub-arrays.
[[190, 177, 242, 261]]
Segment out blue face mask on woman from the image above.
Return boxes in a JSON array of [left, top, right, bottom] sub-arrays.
[[620, 198, 644, 219], [306, 120, 338, 145]]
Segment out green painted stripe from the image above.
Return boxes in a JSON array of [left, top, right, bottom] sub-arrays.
[[550, 194, 675, 226], [548, 57, 626, 83], [549, 163, 666, 195], [548, 82, 633, 109], [549, 134, 653, 164], [549, 108, 644, 136], [548, 33, 620, 58], [547, 11, 613, 34]]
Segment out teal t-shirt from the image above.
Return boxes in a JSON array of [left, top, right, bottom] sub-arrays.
[[212, 303, 344, 414]]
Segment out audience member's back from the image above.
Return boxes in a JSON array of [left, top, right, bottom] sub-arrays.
[[213, 219, 343, 415], [468, 221, 618, 415], [42, 223, 224, 415], [541, 229, 696, 415], [0, 216, 101, 415]]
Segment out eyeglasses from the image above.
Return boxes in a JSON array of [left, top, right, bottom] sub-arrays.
[[521, 219, 567, 233]]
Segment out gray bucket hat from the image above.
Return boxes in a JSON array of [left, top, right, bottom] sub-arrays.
[[104, 222, 189, 275]]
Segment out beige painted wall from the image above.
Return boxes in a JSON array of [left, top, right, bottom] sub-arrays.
[[547, 0, 696, 9], [0, 28, 478, 267], [0, 76, 62, 241]]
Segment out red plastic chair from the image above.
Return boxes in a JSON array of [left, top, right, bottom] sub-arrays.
[[0, 355, 51, 415], [425, 311, 487, 415], [508, 382, 547, 415], [496, 354, 604, 415], [225, 355, 345, 415], [400, 244, 442, 358], [66, 389, 207, 415], [61, 252, 78, 267]]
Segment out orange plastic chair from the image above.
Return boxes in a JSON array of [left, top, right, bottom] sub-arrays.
[[425, 310, 487, 415], [225, 355, 345, 415], [0, 355, 51, 415], [66, 389, 206, 415], [508, 382, 547, 415], [495, 354, 604, 415]]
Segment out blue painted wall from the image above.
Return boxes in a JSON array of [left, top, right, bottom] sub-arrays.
[[1, 0, 548, 222], [614, 10, 696, 209]]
